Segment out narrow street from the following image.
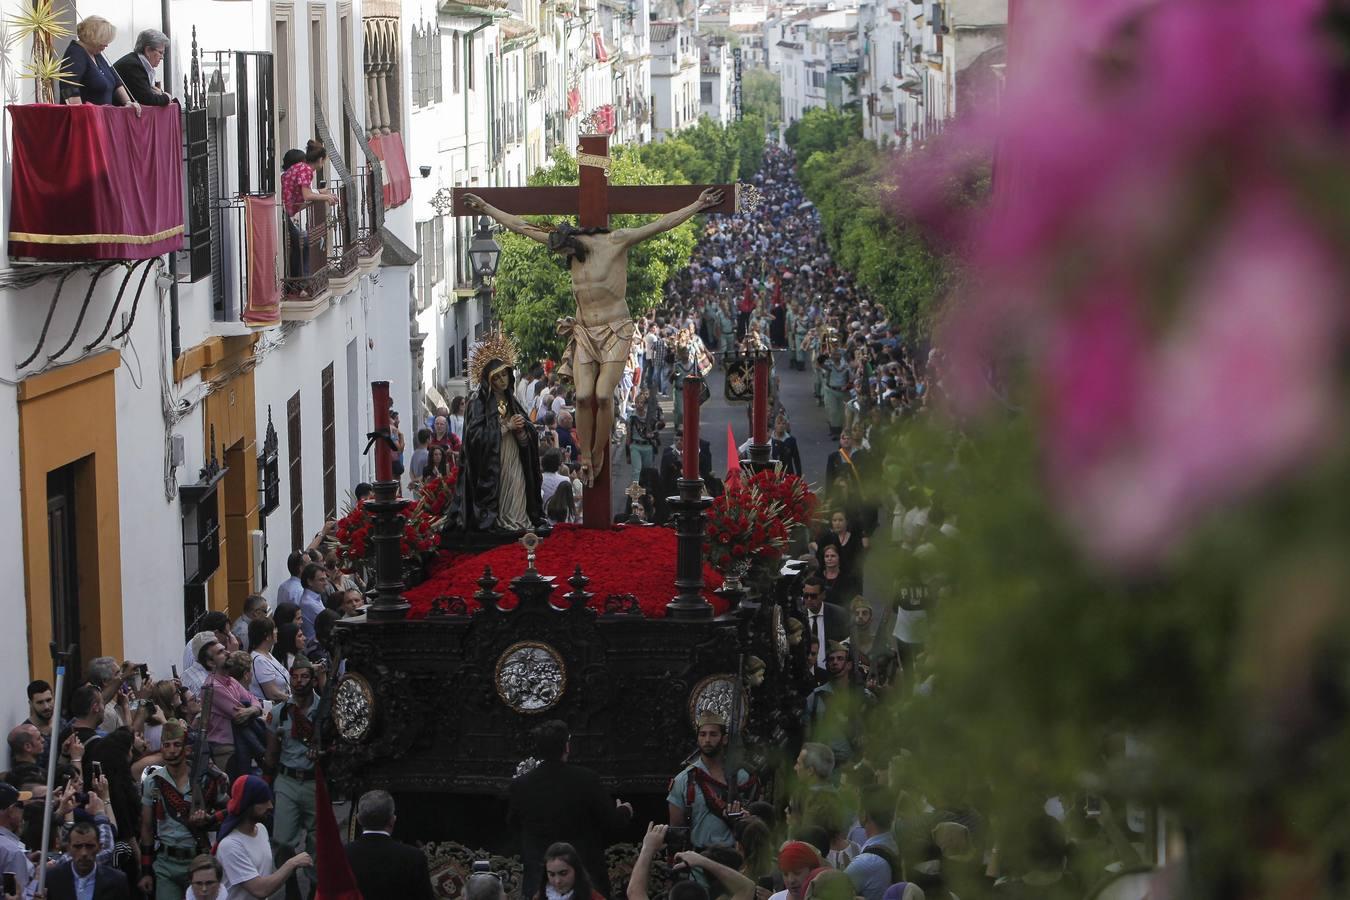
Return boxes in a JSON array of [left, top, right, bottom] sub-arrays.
[[606, 349, 838, 506]]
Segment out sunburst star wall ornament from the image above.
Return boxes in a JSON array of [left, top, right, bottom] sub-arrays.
[[6, 0, 75, 103]]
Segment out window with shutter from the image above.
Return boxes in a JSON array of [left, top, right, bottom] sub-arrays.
[[321, 365, 336, 521], [287, 392, 303, 550]]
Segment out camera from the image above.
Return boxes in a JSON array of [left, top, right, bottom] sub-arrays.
[[471, 860, 494, 876], [665, 826, 692, 852]]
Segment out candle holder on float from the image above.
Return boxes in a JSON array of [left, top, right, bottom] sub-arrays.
[[667, 374, 714, 620]]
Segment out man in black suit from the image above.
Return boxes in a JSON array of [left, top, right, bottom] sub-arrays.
[[44, 822, 130, 900], [112, 29, 173, 107], [508, 720, 633, 900], [801, 577, 849, 681], [344, 790, 435, 900]]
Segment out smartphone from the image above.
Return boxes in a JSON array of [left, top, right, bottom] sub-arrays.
[[92, 761, 103, 781], [171, 665, 179, 680], [5, 872, 19, 896]]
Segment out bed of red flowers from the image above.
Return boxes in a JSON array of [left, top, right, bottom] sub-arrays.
[[404, 523, 729, 619]]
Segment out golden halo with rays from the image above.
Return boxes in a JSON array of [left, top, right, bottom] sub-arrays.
[[468, 331, 520, 386]]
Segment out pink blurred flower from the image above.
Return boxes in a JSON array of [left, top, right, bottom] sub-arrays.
[[901, 0, 1348, 567], [1064, 196, 1344, 566]]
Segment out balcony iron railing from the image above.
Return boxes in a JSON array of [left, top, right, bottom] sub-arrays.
[[211, 194, 285, 323], [355, 165, 383, 261], [324, 184, 360, 283], [281, 200, 332, 300]]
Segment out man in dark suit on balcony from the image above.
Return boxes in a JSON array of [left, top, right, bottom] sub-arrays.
[[345, 791, 435, 900], [112, 29, 173, 107]]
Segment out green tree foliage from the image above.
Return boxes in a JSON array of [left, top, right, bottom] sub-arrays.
[[788, 109, 951, 339], [634, 114, 767, 188], [741, 68, 782, 126], [784, 105, 861, 161], [491, 147, 700, 364]]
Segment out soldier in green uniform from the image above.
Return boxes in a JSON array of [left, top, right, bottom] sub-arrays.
[[263, 657, 322, 899], [139, 722, 229, 900], [666, 713, 759, 851]]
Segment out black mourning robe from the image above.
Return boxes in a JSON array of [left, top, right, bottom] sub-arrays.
[[452, 371, 547, 532]]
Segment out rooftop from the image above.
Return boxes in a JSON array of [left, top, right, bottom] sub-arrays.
[[651, 21, 678, 41]]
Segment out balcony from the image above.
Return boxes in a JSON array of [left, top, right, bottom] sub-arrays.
[[355, 165, 383, 271], [8, 104, 184, 263], [324, 184, 360, 298], [211, 195, 287, 329], [281, 201, 333, 320]]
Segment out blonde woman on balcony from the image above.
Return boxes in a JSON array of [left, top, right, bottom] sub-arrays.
[[60, 17, 141, 117]]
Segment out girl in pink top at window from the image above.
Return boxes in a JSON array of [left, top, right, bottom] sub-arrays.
[[280, 140, 339, 280]]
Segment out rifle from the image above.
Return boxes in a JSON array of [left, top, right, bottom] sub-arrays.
[[189, 682, 215, 812]]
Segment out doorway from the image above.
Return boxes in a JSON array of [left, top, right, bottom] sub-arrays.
[[47, 464, 82, 678]]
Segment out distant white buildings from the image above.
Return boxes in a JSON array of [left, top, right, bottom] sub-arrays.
[[761, 0, 1004, 143], [699, 36, 737, 125], [771, 7, 859, 125], [650, 20, 701, 138], [857, 0, 1006, 147]]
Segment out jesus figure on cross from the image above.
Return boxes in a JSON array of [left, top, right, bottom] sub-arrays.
[[461, 186, 724, 487]]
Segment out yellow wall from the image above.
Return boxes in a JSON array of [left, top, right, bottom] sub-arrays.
[[18, 352, 124, 677], [198, 335, 260, 616]]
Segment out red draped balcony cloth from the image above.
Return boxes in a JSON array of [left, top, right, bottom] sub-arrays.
[[368, 132, 411, 210], [7, 103, 185, 261]]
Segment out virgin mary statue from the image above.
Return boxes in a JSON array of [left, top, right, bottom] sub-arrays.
[[450, 333, 547, 532]]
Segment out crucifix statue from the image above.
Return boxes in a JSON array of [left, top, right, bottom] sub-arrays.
[[453, 134, 738, 528]]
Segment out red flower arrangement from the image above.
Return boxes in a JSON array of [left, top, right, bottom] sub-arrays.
[[745, 468, 816, 529], [417, 471, 458, 519], [704, 469, 816, 576], [331, 467, 459, 572]]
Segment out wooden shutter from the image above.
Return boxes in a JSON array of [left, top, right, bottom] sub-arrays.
[[321, 364, 337, 521], [287, 392, 303, 550]]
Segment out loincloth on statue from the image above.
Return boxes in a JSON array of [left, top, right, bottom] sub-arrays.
[[557, 316, 637, 383]]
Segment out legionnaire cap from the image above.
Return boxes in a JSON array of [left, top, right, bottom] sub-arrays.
[[189, 631, 218, 659], [289, 654, 316, 673], [161, 720, 187, 744], [695, 711, 728, 730], [826, 640, 847, 655]]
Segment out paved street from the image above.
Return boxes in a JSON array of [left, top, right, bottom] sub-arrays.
[[606, 348, 837, 507]]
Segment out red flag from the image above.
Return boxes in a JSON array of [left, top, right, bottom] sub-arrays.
[[726, 423, 740, 482], [314, 766, 363, 900]]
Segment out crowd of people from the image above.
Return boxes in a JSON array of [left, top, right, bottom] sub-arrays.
[[2, 143, 1124, 900]]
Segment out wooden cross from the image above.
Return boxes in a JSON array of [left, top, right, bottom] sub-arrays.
[[451, 134, 739, 528]]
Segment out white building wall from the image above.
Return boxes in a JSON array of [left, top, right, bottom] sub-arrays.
[[0, 0, 415, 713]]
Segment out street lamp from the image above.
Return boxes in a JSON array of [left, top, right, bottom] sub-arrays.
[[469, 215, 501, 331]]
